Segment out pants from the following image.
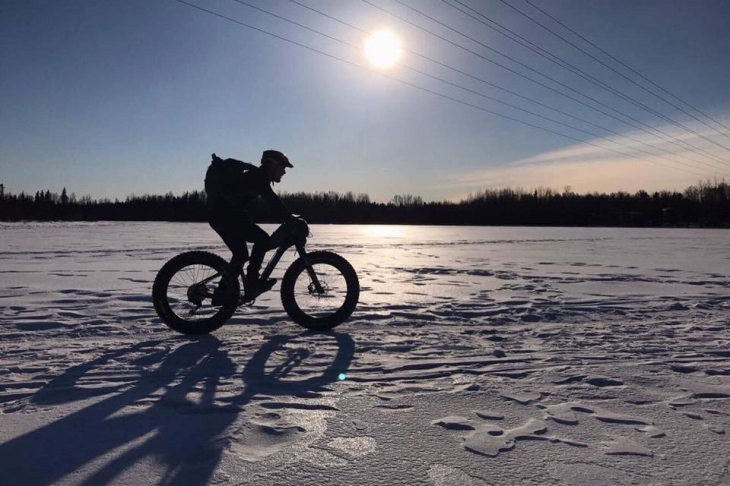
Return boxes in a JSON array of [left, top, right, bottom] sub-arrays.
[[209, 211, 269, 280]]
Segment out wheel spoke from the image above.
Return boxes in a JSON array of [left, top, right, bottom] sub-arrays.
[[153, 251, 241, 335], [165, 264, 225, 321]]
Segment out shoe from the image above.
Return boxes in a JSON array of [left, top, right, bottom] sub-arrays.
[[243, 277, 277, 300]]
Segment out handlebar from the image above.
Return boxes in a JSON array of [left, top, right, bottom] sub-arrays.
[[268, 216, 310, 249]]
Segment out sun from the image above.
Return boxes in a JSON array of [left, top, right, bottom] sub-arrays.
[[364, 30, 402, 69]]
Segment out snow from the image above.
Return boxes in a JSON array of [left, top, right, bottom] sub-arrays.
[[1, 222, 729, 485]]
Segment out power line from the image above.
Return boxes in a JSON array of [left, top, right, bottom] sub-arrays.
[[378, 0, 730, 165], [284, 0, 728, 175], [187, 0, 725, 179], [445, 0, 730, 152], [229, 0, 347, 47], [484, 0, 730, 152], [514, 0, 730, 139], [359, 0, 730, 169], [168, 0, 722, 179], [232, 0, 724, 176]]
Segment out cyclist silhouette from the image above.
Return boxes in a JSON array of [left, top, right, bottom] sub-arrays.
[[205, 150, 293, 299]]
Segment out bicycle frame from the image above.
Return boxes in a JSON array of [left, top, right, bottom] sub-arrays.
[[259, 242, 292, 281], [191, 219, 325, 297], [192, 239, 324, 296], [259, 241, 325, 294]]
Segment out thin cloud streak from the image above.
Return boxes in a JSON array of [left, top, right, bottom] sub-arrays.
[[512, 117, 730, 169], [443, 116, 730, 199]]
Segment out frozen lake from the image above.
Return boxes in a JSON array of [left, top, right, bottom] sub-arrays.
[[0, 222, 728, 485], [1, 222, 727, 322]]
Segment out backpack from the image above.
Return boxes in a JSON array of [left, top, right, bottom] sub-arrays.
[[204, 154, 259, 207]]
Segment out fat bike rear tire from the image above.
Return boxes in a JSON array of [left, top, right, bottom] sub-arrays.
[[281, 251, 359, 331], [152, 251, 239, 335]]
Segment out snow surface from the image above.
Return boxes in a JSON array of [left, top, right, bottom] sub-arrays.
[[1, 222, 728, 486]]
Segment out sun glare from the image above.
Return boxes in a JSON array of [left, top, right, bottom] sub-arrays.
[[364, 30, 402, 69]]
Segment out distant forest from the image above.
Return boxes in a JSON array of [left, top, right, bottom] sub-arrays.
[[0, 181, 728, 227]]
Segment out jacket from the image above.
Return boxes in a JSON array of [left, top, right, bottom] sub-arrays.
[[204, 158, 290, 219]]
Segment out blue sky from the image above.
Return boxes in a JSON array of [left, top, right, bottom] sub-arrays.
[[2, 0, 729, 202]]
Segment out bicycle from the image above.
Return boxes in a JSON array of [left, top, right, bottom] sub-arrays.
[[152, 217, 359, 335]]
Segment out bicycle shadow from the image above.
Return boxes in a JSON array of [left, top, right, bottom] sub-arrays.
[[238, 331, 355, 401], [0, 331, 354, 486]]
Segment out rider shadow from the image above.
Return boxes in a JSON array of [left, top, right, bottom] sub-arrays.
[[0, 331, 354, 486]]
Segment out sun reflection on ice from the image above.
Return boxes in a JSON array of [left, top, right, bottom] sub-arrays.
[[361, 225, 406, 239]]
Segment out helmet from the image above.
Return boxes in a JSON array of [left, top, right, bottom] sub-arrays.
[[261, 150, 293, 168]]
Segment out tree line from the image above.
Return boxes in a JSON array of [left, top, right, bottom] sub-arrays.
[[0, 181, 728, 227]]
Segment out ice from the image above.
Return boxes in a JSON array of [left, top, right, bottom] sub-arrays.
[[0, 222, 729, 485]]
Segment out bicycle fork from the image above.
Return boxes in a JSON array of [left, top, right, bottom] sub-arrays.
[[296, 244, 326, 294]]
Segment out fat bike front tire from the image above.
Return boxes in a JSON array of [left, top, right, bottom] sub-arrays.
[[281, 251, 359, 331], [152, 251, 240, 335]]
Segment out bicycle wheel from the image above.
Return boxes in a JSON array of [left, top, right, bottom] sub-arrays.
[[152, 251, 240, 335], [281, 251, 359, 330]]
